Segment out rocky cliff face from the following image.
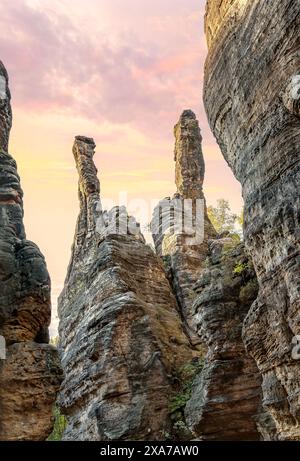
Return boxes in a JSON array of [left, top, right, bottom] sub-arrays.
[[185, 238, 265, 440], [204, 1, 300, 440], [0, 61, 62, 440], [58, 136, 198, 441], [151, 111, 215, 344]]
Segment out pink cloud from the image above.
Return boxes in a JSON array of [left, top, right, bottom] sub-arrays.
[[0, 0, 209, 139]]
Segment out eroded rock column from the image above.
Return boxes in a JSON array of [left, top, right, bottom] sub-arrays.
[[204, 1, 300, 439], [58, 136, 197, 441], [0, 61, 62, 441], [151, 111, 215, 344]]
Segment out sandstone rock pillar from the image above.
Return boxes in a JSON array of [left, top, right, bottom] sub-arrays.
[[58, 136, 197, 440], [151, 110, 215, 344], [0, 61, 62, 441]]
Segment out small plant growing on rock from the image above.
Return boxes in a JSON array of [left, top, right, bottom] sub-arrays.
[[47, 405, 67, 441], [233, 262, 248, 275], [169, 358, 204, 440]]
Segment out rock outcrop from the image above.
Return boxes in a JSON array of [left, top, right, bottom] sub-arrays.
[[0, 61, 62, 440], [58, 136, 197, 441], [204, 1, 300, 440], [185, 238, 264, 440], [151, 110, 216, 343]]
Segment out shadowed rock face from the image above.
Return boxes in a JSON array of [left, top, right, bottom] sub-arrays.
[[151, 111, 216, 344], [58, 136, 196, 441], [0, 61, 62, 441], [185, 239, 265, 441], [204, 1, 300, 439]]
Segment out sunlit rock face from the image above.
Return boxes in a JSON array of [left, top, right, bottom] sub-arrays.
[[0, 61, 62, 441], [151, 111, 216, 344], [204, 1, 300, 440], [58, 136, 197, 441]]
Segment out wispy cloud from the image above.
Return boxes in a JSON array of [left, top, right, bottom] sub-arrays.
[[1, 1, 242, 336], [0, 0, 207, 138]]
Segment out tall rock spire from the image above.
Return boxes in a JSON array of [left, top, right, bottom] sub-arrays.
[[0, 62, 61, 440], [0, 62, 24, 239], [58, 136, 198, 441], [73, 135, 100, 236], [151, 110, 216, 344], [0, 61, 12, 152], [174, 110, 205, 199], [66, 136, 101, 280], [152, 112, 270, 441], [204, 0, 300, 440]]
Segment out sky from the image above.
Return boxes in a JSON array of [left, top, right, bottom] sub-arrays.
[[0, 0, 242, 335]]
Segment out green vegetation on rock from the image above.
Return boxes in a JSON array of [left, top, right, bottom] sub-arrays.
[[47, 406, 67, 441], [208, 199, 243, 237], [169, 358, 204, 439], [233, 262, 249, 275]]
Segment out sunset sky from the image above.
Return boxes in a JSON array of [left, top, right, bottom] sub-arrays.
[[0, 0, 242, 335]]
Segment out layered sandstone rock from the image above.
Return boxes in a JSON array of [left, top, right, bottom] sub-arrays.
[[1, 342, 61, 440], [58, 136, 196, 441], [0, 61, 62, 440], [151, 111, 215, 343], [185, 238, 263, 440], [204, 1, 300, 440]]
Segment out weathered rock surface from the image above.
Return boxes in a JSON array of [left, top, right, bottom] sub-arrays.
[[204, 1, 300, 440], [151, 111, 216, 343], [0, 61, 62, 440], [0, 342, 61, 441], [58, 136, 197, 441], [185, 238, 263, 440]]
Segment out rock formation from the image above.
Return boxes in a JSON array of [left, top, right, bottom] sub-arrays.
[[0, 61, 62, 440], [151, 111, 276, 440], [151, 110, 216, 343], [58, 136, 198, 441], [204, 1, 300, 440], [185, 238, 264, 440]]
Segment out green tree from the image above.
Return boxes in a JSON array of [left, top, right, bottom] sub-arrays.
[[208, 199, 241, 235]]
